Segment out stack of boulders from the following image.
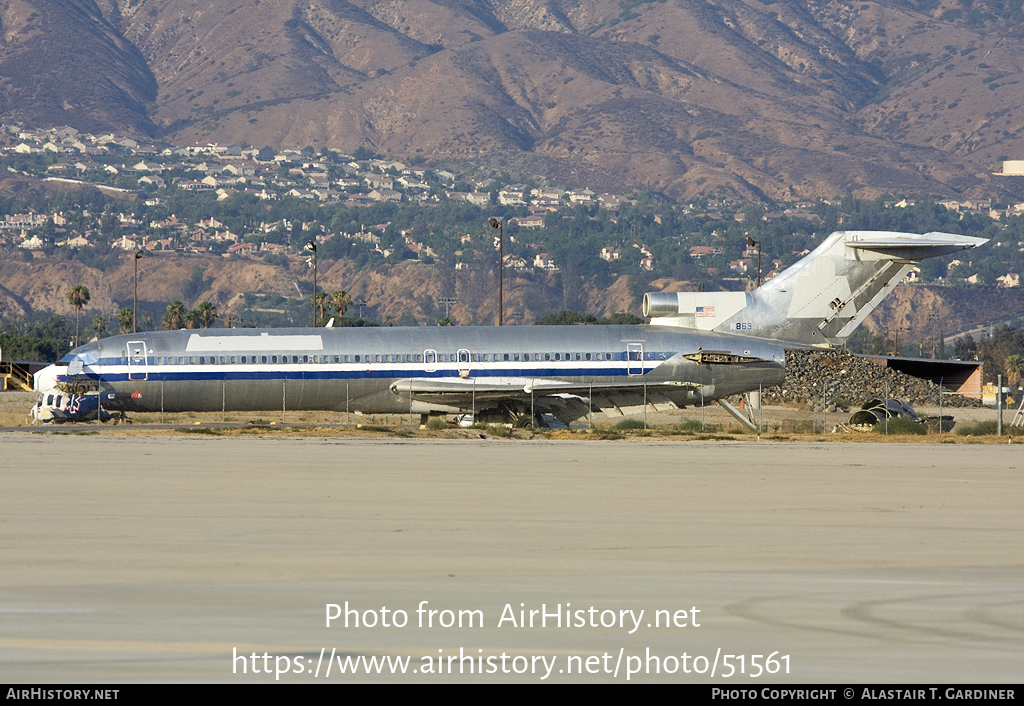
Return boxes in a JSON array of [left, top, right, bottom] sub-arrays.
[[760, 349, 981, 409]]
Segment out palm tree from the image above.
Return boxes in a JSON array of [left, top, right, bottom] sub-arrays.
[[331, 290, 352, 318], [162, 300, 186, 330], [117, 307, 133, 334], [91, 315, 109, 340], [1005, 354, 1024, 386], [66, 285, 90, 347], [314, 291, 329, 325], [194, 302, 218, 329]]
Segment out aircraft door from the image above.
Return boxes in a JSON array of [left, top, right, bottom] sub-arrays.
[[627, 343, 644, 376], [424, 349, 437, 373], [127, 340, 148, 381], [457, 348, 471, 378]]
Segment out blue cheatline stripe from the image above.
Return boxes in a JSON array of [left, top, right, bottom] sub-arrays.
[[68, 365, 646, 384]]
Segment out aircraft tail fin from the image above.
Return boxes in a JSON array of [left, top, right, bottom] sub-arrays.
[[643, 230, 987, 346]]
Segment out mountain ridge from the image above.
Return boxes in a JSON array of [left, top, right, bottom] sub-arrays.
[[1, 0, 1022, 201]]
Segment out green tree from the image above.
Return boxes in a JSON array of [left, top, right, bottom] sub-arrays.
[[99, 209, 120, 240], [194, 302, 218, 329], [331, 290, 352, 318], [91, 315, 109, 340], [314, 291, 329, 325], [117, 307, 133, 334], [1004, 354, 1023, 386], [533, 310, 598, 325], [66, 285, 90, 347], [162, 300, 186, 330]]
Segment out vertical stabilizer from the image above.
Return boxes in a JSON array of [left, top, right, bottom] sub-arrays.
[[644, 231, 987, 346]]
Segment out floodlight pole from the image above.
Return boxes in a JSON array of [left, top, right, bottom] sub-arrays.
[[305, 240, 317, 326], [488, 217, 504, 325], [745, 237, 761, 288], [133, 250, 143, 333]]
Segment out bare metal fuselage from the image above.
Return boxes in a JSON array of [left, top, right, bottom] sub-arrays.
[[52, 325, 785, 418], [40, 230, 988, 424]]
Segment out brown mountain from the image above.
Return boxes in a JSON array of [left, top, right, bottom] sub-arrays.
[[4, 255, 1021, 342], [0, 254, 638, 327], [0, 0, 156, 135], [3, 0, 1024, 201]]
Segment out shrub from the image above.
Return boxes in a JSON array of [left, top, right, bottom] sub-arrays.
[[873, 417, 926, 435], [425, 417, 447, 430], [956, 420, 998, 436], [612, 418, 647, 431]]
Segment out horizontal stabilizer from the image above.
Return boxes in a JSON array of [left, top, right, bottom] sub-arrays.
[[845, 230, 988, 250]]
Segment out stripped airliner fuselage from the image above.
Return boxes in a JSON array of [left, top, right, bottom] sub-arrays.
[[38, 325, 785, 424], [35, 230, 987, 425]]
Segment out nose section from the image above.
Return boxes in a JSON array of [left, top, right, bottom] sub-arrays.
[[34, 364, 60, 392]]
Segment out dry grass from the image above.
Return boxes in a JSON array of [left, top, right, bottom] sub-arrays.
[[2, 392, 1019, 443]]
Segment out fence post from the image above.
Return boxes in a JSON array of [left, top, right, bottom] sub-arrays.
[[998, 374, 1003, 437]]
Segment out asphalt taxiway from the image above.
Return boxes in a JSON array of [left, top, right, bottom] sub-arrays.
[[1, 435, 1020, 682]]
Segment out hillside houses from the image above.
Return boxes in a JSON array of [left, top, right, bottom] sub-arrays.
[[0, 122, 640, 218], [689, 246, 723, 259], [4, 119, 1024, 292]]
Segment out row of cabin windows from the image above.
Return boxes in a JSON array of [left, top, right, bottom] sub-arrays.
[[151, 352, 620, 366]]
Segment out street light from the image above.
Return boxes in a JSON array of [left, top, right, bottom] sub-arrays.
[[133, 249, 143, 333], [304, 240, 316, 326], [745, 236, 762, 288], [488, 217, 503, 325]]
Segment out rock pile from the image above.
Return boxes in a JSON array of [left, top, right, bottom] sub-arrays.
[[761, 350, 980, 409]]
